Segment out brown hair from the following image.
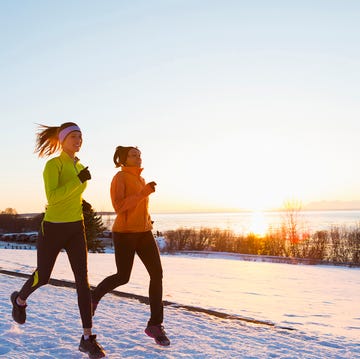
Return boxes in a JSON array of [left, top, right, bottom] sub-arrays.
[[113, 146, 138, 167], [35, 122, 79, 157]]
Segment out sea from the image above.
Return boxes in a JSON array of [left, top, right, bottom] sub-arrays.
[[101, 210, 360, 235]]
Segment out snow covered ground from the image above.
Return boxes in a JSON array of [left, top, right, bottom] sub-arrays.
[[0, 248, 359, 358]]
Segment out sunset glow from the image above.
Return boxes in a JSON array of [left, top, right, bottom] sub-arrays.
[[1, 2, 360, 214]]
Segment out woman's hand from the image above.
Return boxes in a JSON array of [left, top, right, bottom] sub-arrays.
[[78, 167, 91, 183], [141, 181, 157, 197]]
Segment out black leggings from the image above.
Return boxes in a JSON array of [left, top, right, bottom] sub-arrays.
[[92, 231, 164, 326], [18, 221, 92, 329]]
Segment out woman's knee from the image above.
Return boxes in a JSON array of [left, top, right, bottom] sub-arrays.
[[115, 273, 131, 285]]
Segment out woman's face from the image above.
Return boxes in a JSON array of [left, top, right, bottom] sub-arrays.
[[126, 148, 142, 167], [62, 131, 82, 155]]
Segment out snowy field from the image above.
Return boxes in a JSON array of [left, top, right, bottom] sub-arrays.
[[0, 249, 359, 358]]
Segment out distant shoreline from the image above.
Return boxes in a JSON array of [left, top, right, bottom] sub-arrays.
[[17, 208, 360, 217]]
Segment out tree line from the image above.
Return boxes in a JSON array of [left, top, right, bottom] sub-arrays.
[[163, 224, 360, 266], [161, 199, 360, 266], [2, 202, 360, 265]]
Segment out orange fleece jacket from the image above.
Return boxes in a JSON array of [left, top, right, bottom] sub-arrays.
[[111, 166, 154, 232]]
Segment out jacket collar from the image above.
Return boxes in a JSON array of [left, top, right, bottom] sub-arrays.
[[60, 151, 79, 163], [121, 166, 143, 176]]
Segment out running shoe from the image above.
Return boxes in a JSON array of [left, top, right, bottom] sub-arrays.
[[79, 335, 106, 359], [10, 291, 27, 324], [145, 324, 170, 346]]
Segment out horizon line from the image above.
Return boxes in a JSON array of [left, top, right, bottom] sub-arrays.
[[15, 207, 360, 216]]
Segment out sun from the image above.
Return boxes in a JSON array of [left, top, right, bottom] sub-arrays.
[[248, 210, 268, 236]]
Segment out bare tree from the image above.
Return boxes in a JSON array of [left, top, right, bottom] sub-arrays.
[[282, 199, 303, 257]]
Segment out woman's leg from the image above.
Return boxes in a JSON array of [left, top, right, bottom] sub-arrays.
[[65, 221, 106, 357], [65, 221, 92, 329], [136, 231, 164, 326], [18, 221, 64, 301], [92, 232, 137, 303]]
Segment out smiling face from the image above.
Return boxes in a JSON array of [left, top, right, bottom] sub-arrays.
[[61, 131, 82, 157], [125, 148, 142, 167]]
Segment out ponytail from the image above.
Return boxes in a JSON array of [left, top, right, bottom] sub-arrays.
[[35, 122, 79, 157], [113, 146, 136, 167]]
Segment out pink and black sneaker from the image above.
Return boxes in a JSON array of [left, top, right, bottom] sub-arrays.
[[145, 324, 170, 346]]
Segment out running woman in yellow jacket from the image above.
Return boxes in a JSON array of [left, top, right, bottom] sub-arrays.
[[10, 122, 106, 359], [92, 146, 170, 346]]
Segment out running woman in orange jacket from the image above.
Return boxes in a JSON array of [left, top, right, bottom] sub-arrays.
[[92, 146, 170, 346]]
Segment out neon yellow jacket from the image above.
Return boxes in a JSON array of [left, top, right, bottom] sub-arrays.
[[43, 151, 87, 222]]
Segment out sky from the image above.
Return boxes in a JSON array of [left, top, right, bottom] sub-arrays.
[[1, 249, 359, 357], [1, 1, 360, 214]]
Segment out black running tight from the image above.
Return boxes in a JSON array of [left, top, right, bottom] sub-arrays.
[[18, 221, 92, 328], [92, 231, 164, 326]]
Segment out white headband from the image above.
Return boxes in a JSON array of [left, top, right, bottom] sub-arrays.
[[58, 125, 81, 143]]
